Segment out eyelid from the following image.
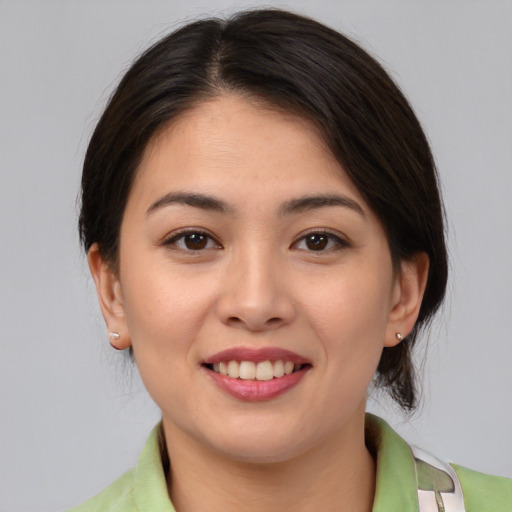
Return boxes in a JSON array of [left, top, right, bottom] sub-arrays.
[[291, 229, 350, 251], [161, 228, 222, 250]]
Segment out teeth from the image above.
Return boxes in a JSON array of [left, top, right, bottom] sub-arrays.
[[273, 360, 284, 378], [211, 359, 304, 380], [227, 360, 239, 379], [256, 361, 274, 381], [239, 361, 256, 380]]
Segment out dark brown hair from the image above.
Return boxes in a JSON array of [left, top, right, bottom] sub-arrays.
[[79, 8, 448, 410]]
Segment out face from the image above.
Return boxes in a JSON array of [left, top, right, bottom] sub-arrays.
[[94, 95, 422, 463]]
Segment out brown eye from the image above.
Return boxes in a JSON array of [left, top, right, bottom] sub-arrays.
[[183, 233, 208, 250], [293, 231, 348, 252], [164, 230, 220, 251], [305, 234, 329, 251]]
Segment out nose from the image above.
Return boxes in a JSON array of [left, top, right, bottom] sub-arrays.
[[216, 246, 296, 332]]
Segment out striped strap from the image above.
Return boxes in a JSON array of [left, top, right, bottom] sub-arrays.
[[411, 446, 466, 512]]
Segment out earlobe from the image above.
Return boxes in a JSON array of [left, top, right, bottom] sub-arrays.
[[88, 244, 131, 350], [385, 252, 429, 347]]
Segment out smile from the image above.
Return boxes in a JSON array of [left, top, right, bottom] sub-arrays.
[[206, 360, 305, 381], [202, 347, 311, 401]]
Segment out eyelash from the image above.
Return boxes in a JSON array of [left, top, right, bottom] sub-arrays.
[[162, 229, 349, 253], [162, 229, 222, 251], [292, 230, 349, 252]]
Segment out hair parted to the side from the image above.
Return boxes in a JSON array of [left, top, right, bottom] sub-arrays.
[[79, 8, 448, 411]]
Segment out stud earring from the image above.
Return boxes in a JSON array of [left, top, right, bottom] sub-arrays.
[[395, 332, 404, 341], [109, 332, 123, 350]]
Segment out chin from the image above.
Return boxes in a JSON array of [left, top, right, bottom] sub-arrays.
[[199, 421, 314, 465]]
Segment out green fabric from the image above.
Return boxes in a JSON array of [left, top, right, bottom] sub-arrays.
[[452, 463, 512, 511], [68, 415, 511, 511], [367, 415, 420, 511], [69, 424, 175, 512]]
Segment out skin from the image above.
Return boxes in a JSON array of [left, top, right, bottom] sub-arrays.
[[89, 94, 429, 512]]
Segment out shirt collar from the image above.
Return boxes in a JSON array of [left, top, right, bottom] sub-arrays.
[[366, 414, 420, 512], [132, 414, 419, 512], [133, 424, 176, 511]]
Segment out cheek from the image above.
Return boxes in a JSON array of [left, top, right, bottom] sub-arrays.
[[119, 268, 211, 412], [306, 265, 392, 330], [118, 248, 216, 363], [300, 263, 393, 368]]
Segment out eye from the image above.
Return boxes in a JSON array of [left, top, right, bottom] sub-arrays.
[[163, 230, 221, 251], [293, 231, 348, 252]]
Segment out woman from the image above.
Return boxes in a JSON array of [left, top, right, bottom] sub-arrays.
[[72, 9, 511, 512]]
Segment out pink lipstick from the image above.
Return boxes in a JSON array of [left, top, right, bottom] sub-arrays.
[[203, 347, 310, 365], [202, 347, 311, 401]]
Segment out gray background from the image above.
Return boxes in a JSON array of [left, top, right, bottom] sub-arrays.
[[1, 1, 511, 511]]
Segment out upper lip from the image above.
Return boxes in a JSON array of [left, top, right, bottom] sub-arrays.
[[203, 347, 310, 365]]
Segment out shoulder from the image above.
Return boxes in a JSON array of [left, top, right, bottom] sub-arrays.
[[66, 468, 136, 511], [66, 423, 174, 511], [452, 464, 512, 512], [366, 414, 512, 512]]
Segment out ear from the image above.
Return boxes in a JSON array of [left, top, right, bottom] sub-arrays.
[[385, 252, 429, 348], [88, 243, 131, 350]]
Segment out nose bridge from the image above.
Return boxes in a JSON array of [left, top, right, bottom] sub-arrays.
[[217, 240, 294, 330]]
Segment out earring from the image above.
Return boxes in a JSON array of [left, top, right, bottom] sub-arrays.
[[109, 332, 123, 350], [395, 332, 404, 341]]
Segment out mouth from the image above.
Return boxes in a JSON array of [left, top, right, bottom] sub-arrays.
[[202, 347, 311, 401], [202, 360, 310, 381]]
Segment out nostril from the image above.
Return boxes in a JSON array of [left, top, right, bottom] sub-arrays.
[[227, 316, 284, 327]]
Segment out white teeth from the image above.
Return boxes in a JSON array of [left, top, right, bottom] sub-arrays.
[[256, 361, 274, 381], [284, 361, 294, 375], [273, 360, 285, 378], [211, 359, 304, 380], [227, 360, 240, 378], [239, 361, 256, 380]]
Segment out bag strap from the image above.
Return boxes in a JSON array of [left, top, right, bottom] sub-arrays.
[[411, 446, 466, 512]]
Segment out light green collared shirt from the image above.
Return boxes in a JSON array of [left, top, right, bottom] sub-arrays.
[[69, 414, 512, 511]]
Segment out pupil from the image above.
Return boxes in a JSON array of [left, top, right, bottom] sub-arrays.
[[306, 234, 328, 250], [185, 233, 207, 250]]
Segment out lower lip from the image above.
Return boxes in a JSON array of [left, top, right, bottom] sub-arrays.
[[205, 367, 309, 401]]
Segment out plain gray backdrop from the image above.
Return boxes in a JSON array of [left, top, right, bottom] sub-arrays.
[[1, 1, 511, 511]]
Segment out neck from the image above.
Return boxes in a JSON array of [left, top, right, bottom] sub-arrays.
[[163, 407, 376, 512]]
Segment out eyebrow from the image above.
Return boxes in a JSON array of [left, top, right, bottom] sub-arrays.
[[146, 191, 365, 218], [279, 194, 365, 218], [146, 192, 233, 215]]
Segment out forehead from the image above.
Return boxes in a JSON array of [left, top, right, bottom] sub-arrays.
[[144, 95, 328, 166], [129, 94, 366, 212]]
